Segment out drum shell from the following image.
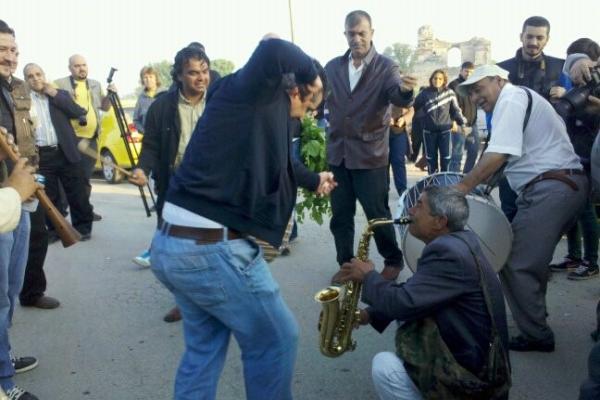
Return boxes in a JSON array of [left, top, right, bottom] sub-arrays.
[[395, 172, 512, 272]]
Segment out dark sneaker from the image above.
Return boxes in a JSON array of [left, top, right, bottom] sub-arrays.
[[550, 256, 581, 272], [11, 356, 38, 374], [509, 335, 555, 352], [6, 386, 39, 400], [568, 262, 599, 280]]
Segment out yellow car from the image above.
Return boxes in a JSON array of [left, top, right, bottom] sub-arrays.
[[95, 98, 143, 183]]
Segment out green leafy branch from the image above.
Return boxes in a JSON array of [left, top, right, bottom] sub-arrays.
[[295, 115, 331, 225]]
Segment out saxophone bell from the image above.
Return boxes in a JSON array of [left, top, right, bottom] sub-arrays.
[[315, 218, 398, 357]]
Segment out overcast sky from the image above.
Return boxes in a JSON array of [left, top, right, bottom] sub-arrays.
[[3, 0, 598, 94]]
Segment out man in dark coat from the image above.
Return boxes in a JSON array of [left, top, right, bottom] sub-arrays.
[[326, 10, 417, 282], [340, 186, 509, 399], [19, 63, 93, 309]]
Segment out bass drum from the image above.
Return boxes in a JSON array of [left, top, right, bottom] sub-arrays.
[[395, 172, 512, 272]]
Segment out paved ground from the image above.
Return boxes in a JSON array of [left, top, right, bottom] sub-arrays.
[[10, 166, 600, 399]]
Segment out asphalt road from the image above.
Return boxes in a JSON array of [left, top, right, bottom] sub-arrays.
[[10, 166, 599, 399]]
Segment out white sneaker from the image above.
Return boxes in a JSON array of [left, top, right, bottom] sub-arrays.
[[132, 249, 151, 267]]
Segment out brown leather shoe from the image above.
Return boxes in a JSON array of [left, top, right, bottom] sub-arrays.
[[380, 266, 401, 281], [163, 306, 182, 323], [23, 295, 60, 309]]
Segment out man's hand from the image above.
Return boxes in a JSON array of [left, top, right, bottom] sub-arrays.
[[354, 309, 371, 328], [570, 59, 597, 86], [338, 258, 375, 283], [0, 128, 20, 159], [43, 83, 58, 97], [462, 126, 473, 136], [316, 171, 337, 195], [6, 158, 40, 202], [585, 95, 600, 115], [107, 83, 118, 94], [549, 86, 566, 100], [399, 74, 418, 93], [128, 168, 147, 187]]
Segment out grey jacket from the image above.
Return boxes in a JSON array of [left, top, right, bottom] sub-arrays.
[[325, 45, 414, 169], [55, 77, 104, 136]]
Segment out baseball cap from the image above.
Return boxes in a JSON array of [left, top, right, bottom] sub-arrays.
[[456, 64, 509, 97]]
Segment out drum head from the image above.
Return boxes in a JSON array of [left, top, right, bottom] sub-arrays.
[[399, 195, 512, 272]]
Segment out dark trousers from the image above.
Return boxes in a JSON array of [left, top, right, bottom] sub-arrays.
[[59, 137, 97, 214], [39, 146, 93, 235], [566, 198, 599, 265], [422, 129, 451, 174], [389, 132, 409, 196], [19, 204, 48, 305], [329, 163, 403, 267]]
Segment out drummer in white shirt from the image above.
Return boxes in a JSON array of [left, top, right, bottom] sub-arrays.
[[454, 64, 587, 353]]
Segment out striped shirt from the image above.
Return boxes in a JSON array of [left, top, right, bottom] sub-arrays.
[[30, 91, 58, 147]]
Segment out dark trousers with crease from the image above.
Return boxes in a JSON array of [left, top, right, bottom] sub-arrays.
[[329, 163, 403, 268], [19, 204, 48, 305], [39, 147, 93, 236]]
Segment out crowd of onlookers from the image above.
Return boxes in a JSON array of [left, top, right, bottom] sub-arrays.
[[2, 9, 600, 400]]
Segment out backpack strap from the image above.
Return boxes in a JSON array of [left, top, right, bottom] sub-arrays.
[[482, 86, 533, 195]]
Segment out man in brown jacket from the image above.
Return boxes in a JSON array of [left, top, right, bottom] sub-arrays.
[[326, 10, 417, 281]]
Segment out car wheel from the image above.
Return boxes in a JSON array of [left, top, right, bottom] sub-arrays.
[[101, 150, 124, 184]]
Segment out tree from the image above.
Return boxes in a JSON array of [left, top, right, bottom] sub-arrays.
[[211, 59, 235, 77], [383, 43, 415, 72]]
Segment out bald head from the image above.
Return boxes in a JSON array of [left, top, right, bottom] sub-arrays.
[[68, 54, 88, 80]]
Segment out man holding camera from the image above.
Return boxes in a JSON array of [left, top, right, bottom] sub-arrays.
[[55, 55, 114, 223], [550, 40, 600, 280], [496, 16, 565, 222]]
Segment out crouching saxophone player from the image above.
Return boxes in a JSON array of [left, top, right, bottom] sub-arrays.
[[338, 186, 511, 400]]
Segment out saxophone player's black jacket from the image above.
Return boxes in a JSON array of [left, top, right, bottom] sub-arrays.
[[363, 230, 508, 375]]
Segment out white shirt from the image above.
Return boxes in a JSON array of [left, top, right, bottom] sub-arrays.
[[348, 53, 365, 92], [162, 201, 222, 228], [0, 187, 21, 233], [30, 91, 58, 147], [485, 83, 581, 193]]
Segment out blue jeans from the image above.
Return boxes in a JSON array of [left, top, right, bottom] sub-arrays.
[[463, 125, 480, 173], [0, 211, 31, 391], [449, 132, 465, 172], [151, 230, 299, 400], [422, 129, 451, 174], [389, 132, 409, 196]]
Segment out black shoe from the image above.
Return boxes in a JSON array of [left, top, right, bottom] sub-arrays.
[[550, 256, 581, 272], [21, 295, 60, 310], [6, 386, 39, 400], [93, 212, 102, 221], [47, 232, 59, 244], [80, 232, 91, 241], [11, 355, 38, 374], [509, 335, 555, 352], [568, 262, 599, 280]]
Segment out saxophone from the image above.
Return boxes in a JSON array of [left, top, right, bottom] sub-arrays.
[[315, 217, 411, 357]]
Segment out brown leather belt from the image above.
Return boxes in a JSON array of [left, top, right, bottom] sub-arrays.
[[525, 169, 585, 191], [159, 221, 245, 243]]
